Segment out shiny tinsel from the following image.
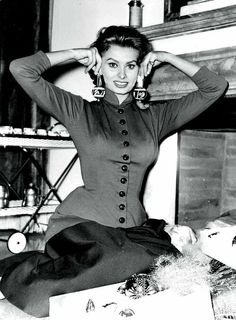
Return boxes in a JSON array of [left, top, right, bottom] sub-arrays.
[[150, 244, 236, 320]]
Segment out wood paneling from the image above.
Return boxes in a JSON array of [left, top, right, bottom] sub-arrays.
[[147, 46, 236, 100]]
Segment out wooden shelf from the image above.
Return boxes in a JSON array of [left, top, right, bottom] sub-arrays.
[[0, 135, 75, 149], [139, 5, 236, 40], [0, 204, 57, 233], [0, 204, 57, 217]]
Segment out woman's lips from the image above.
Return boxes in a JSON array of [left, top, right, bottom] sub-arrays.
[[114, 81, 129, 88]]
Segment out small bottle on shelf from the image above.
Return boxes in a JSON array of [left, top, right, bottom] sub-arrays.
[[128, 0, 144, 28]]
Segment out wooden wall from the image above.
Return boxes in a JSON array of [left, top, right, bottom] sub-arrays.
[[178, 129, 236, 229]]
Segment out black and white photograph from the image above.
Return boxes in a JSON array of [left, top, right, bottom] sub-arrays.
[[0, 0, 236, 319]]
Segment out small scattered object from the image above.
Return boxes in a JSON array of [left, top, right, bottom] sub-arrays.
[[0, 126, 13, 135], [48, 122, 70, 137], [118, 273, 158, 299], [102, 302, 118, 312], [86, 299, 95, 313], [13, 128, 23, 135], [23, 127, 36, 135], [102, 302, 117, 308], [119, 308, 135, 317], [59, 130, 70, 137], [47, 131, 58, 136], [36, 129, 47, 136]]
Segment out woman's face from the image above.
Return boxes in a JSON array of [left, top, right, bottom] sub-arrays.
[[100, 45, 139, 104]]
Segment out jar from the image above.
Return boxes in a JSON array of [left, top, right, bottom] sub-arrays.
[[0, 185, 9, 208], [22, 183, 39, 207], [128, 0, 144, 28]]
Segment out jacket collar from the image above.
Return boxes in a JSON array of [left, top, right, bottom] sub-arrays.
[[103, 88, 133, 107]]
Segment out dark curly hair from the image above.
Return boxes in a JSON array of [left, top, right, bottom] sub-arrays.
[[89, 25, 152, 85], [91, 25, 152, 65], [90, 26, 152, 109]]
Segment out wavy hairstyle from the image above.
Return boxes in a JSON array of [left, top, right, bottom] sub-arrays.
[[90, 25, 152, 109], [90, 25, 152, 65]]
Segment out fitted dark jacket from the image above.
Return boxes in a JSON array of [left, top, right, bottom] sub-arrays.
[[9, 51, 228, 240]]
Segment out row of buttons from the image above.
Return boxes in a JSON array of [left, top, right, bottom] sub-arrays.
[[117, 107, 130, 224]]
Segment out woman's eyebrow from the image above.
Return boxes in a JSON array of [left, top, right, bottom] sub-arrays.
[[106, 58, 137, 64], [106, 58, 117, 62], [127, 60, 138, 64]]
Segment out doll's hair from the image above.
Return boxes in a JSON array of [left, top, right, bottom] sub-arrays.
[[91, 25, 152, 65]]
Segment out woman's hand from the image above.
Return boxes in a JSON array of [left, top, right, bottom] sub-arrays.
[[139, 50, 200, 79], [46, 47, 102, 75], [139, 51, 171, 78], [70, 47, 102, 75]]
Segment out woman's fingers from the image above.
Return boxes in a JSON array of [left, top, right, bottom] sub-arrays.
[[140, 58, 156, 77], [140, 51, 165, 77], [85, 48, 101, 75], [84, 48, 96, 73], [93, 48, 102, 75]]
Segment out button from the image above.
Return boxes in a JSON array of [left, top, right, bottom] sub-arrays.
[[121, 130, 128, 135], [120, 177, 127, 184], [119, 191, 126, 197], [119, 204, 125, 210], [119, 119, 126, 125], [118, 108, 124, 114], [119, 217, 125, 224], [121, 165, 128, 172], [123, 154, 129, 161], [123, 141, 129, 147]]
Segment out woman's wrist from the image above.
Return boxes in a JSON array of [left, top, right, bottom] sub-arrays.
[[164, 52, 181, 65], [166, 53, 200, 77], [68, 49, 76, 60]]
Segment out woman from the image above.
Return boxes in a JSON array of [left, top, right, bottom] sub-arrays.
[[0, 26, 228, 317]]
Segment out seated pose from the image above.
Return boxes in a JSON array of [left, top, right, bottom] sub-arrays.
[[0, 25, 228, 317]]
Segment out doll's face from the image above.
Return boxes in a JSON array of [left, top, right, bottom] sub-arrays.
[[100, 45, 139, 104]]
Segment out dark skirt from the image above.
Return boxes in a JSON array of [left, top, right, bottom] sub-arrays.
[[0, 219, 179, 318]]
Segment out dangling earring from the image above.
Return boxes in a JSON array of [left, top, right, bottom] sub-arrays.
[[133, 75, 147, 101], [92, 74, 105, 100], [133, 76, 149, 109]]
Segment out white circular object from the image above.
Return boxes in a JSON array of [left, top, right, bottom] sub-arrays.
[[7, 232, 27, 254]]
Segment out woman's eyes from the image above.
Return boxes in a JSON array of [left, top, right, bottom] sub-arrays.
[[108, 62, 118, 68], [108, 63, 137, 69], [127, 64, 136, 70]]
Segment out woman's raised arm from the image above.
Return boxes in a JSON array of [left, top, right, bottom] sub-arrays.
[[140, 51, 200, 78], [45, 47, 101, 74]]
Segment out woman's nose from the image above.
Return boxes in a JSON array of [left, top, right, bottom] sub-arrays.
[[118, 67, 126, 79]]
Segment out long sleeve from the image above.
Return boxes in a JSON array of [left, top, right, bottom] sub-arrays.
[[152, 66, 228, 142], [9, 51, 85, 127]]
